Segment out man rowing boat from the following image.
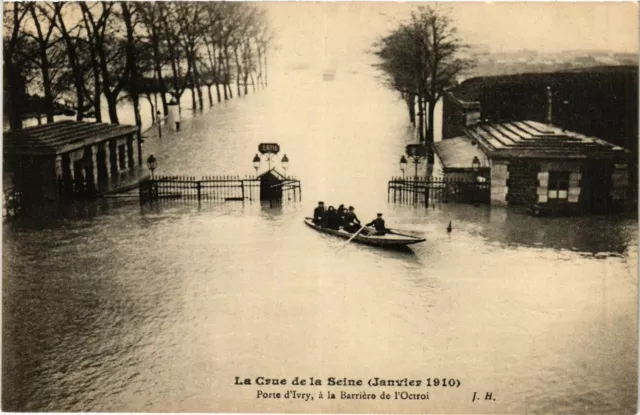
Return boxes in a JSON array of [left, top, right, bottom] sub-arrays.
[[365, 213, 388, 236]]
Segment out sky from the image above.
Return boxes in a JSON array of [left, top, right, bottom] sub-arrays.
[[265, 2, 639, 70]]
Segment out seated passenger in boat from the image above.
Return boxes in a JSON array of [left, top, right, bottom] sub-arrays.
[[324, 206, 339, 230], [313, 201, 325, 226], [365, 213, 388, 236], [336, 205, 347, 228], [343, 206, 362, 233]]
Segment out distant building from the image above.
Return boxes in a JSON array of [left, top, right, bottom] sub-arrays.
[[438, 93, 632, 214], [4, 121, 143, 201]]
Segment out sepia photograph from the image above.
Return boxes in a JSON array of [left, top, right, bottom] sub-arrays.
[[2, 1, 638, 413]]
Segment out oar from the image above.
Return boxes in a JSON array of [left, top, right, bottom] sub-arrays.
[[337, 225, 366, 251], [389, 228, 423, 236]]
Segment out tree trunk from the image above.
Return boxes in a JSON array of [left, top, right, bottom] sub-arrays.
[[207, 84, 214, 107], [5, 63, 25, 131], [227, 83, 233, 99], [234, 48, 242, 97], [216, 84, 222, 102], [250, 73, 256, 93], [190, 56, 204, 111], [417, 97, 425, 142], [122, 3, 141, 130], [75, 85, 85, 121], [152, 39, 169, 116], [39, 52, 55, 123], [264, 54, 268, 87], [146, 93, 156, 123], [427, 99, 436, 144], [106, 94, 119, 124], [191, 86, 197, 110], [87, 38, 102, 123], [93, 75, 102, 123], [405, 94, 416, 126], [156, 69, 169, 116], [223, 82, 228, 100]]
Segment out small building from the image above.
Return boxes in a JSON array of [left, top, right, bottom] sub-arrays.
[[433, 136, 490, 181], [4, 121, 142, 201], [439, 93, 632, 214], [258, 169, 285, 201]]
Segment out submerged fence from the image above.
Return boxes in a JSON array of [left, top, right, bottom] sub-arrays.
[[139, 175, 301, 204], [388, 176, 490, 206]]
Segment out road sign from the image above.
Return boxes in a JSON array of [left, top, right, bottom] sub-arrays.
[[405, 144, 427, 158], [259, 143, 280, 155]]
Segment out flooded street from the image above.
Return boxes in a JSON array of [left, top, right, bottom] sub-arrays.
[[3, 62, 637, 413]]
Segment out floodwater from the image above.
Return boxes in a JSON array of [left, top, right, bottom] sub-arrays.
[[3, 61, 638, 413]]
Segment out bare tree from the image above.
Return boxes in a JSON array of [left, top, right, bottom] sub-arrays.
[[201, 2, 224, 105], [373, 6, 474, 144], [51, 2, 88, 121], [80, 1, 131, 124], [121, 2, 141, 128], [5, 0, 274, 130], [25, 2, 63, 123], [157, 3, 191, 111], [137, 2, 169, 116], [3, 2, 32, 130]]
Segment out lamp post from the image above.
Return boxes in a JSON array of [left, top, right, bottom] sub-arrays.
[[405, 144, 427, 179], [253, 154, 261, 173], [146, 154, 157, 180], [266, 153, 275, 171], [281, 154, 289, 175], [399, 155, 407, 179]]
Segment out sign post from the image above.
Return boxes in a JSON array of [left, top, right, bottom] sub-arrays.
[[258, 143, 280, 171], [405, 144, 427, 178]]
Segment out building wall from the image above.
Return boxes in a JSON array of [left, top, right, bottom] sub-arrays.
[[507, 159, 540, 205], [52, 133, 139, 199], [443, 168, 490, 182], [442, 93, 482, 140], [12, 155, 59, 202], [610, 162, 630, 207], [490, 159, 509, 205]]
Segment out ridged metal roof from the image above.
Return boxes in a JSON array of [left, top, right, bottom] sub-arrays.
[[465, 120, 629, 159], [4, 121, 138, 157]]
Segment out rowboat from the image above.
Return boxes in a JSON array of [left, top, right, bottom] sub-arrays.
[[304, 218, 425, 248]]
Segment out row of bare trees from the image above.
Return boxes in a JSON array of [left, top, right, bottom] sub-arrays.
[[3, 2, 273, 131], [372, 6, 474, 144]]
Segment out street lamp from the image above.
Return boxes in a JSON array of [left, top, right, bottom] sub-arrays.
[[405, 144, 427, 179], [281, 154, 289, 175], [472, 156, 480, 173], [146, 154, 157, 180], [253, 154, 261, 173], [399, 155, 407, 179]]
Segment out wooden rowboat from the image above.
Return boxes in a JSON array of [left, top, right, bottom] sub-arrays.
[[304, 218, 425, 248]]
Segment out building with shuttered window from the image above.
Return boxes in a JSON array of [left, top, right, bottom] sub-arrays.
[[437, 93, 632, 214]]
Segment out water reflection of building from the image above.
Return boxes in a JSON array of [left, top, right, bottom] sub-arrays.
[[4, 121, 143, 201], [439, 93, 632, 214]]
